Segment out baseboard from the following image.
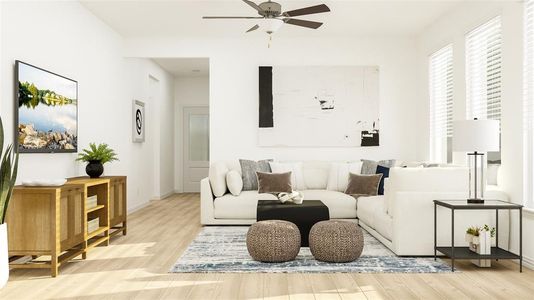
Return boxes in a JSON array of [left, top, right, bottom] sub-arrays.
[[127, 201, 150, 214], [516, 255, 534, 270], [151, 191, 175, 201]]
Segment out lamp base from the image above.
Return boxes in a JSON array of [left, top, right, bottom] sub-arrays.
[[467, 198, 485, 204]]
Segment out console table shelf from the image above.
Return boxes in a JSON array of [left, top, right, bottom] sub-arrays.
[[6, 176, 127, 277]]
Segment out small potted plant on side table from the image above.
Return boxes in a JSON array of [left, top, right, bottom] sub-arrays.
[[465, 225, 496, 267], [76, 143, 118, 178]]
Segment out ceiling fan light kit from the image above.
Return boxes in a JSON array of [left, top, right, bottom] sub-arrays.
[[203, 0, 330, 41]]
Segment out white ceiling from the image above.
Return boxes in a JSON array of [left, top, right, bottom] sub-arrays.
[[152, 57, 209, 77], [81, 0, 464, 38]]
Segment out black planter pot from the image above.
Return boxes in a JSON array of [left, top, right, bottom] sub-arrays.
[[86, 160, 104, 178]]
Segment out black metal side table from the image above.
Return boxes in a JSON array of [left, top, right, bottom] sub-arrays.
[[434, 199, 523, 272]]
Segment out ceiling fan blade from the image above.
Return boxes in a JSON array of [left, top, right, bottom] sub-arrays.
[[203, 16, 264, 19], [243, 0, 262, 12], [284, 18, 323, 29], [246, 24, 260, 33], [283, 4, 330, 17]]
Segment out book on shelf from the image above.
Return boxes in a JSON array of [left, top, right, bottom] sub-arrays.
[[87, 217, 100, 233], [86, 195, 98, 210]]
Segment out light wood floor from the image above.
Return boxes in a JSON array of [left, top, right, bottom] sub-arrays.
[[1, 193, 533, 299]]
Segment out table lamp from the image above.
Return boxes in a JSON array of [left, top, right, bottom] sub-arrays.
[[453, 118, 500, 203]]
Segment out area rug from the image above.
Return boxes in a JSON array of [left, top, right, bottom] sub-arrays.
[[170, 226, 452, 273]]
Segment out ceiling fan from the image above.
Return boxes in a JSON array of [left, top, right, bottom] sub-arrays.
[[202, 0, 330, 34]]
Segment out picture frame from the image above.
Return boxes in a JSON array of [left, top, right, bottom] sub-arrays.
[[132, 100, 145, 143], [15, 60, 78, 153]]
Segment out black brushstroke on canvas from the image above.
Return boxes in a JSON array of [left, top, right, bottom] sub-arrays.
[[361, 130, 379, 147], [259, 66, 274, 128]]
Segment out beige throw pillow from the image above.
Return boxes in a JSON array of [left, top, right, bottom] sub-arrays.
[[257, 171, 293, 194], [344, 173, 383, 196]]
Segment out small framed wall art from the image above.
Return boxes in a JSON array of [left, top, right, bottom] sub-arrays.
[[132, 100, 145, 143]]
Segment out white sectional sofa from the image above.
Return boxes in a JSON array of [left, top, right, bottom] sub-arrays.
[[200, 160, 510, 256]]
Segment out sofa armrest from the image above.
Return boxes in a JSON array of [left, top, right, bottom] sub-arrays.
[[200, 177, 215, 225]]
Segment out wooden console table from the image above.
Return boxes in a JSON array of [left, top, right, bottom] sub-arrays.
[[6, 176, 127, 277]]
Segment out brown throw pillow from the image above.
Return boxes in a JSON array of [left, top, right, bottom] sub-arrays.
[[257, 171, 292, 194], [344, 173, 383, 196]]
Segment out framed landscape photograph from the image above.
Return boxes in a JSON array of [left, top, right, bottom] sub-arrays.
[[15, 61, 78, 153]]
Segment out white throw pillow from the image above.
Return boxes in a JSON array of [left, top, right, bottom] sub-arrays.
[[326, 162, 363, 192], [226, 170, 243, 196], [269, 162, 307, 191], [209, 161, 229, 197]]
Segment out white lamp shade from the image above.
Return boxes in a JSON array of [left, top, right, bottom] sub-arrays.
[[453, 119, 500, 152]]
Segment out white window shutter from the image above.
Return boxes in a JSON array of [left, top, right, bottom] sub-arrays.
[[429, 45, 453, 163], [466, 16, 502, 163]]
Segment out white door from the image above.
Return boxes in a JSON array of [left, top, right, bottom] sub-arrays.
[[183, 107, 209, 192]]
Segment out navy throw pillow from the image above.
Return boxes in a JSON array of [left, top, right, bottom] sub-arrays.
[[375, 165, 390, 195]]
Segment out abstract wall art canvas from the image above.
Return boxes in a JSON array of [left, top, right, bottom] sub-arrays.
[[16, 61, 78, 153], [258, 66, 380, 147], [132, 100, 145, 143]]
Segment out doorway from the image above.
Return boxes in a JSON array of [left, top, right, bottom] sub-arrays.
[[183, 106, 209, 192]]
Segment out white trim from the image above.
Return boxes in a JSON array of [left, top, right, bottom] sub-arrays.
[[152, 191, 175, 201], [127, 201, 151, 214], [516, 255, 534, 270]]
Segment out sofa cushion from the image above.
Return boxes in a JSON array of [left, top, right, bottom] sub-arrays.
[[374, 210, 393, 241], [326, 162, 362, 192], [240, 159, 272, 191], [257, 171, 292, 194], [356, 195, 385, 229], [300, 190, 357, 219], [209, 161, 229, 197], [269, 162, 307, 191], [302, 161, 331, 189], [226, 170, 243, 196], [376, 165, 390, 195], [344, 173, 382, 196], [214, 191, 278, 219]]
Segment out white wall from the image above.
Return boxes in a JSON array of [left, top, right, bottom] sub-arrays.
[[415, 2, 530, 264], [174, 76, 209, 192], [1, 1, 174, 211], [125, 36, 420, 164]]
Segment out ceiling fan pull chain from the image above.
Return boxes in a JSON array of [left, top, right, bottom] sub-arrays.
[[268, 34, 273, 48]]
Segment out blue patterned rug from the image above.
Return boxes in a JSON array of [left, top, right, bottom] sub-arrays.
[[170, 226, 452, 273]]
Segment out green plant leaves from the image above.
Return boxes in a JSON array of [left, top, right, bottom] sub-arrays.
[[76, 143, 118, 165], [0, 118, 19, 224]]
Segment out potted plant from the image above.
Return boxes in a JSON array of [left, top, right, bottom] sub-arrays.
[[76, 143, 118, 178], [0, 117, 19, 289]]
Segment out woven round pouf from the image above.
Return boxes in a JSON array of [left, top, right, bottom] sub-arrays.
[[309, 220, 364, 263], [246, 220, 301, 262]]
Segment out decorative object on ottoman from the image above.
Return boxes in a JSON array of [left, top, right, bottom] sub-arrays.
[[76, 143, 119, 178], [246, 220, 301, 262], [309, 220, 364, 262], [277, 191, 304, 204]]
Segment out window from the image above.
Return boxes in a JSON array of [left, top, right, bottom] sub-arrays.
[[465, 16, 502, 163], [525, 0, 534, 208], [429, 45, 453, 163]]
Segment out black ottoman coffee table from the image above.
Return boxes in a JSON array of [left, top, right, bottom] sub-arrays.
[[256, 200, 330, 247]]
